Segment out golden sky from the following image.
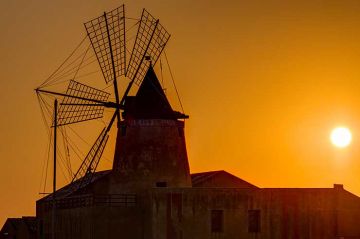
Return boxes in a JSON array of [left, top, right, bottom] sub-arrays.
[[2, 0, 360, 226]]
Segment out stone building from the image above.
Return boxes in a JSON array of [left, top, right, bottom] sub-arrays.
[[0, 217, 36, 239], [4, 66, 360, 239]]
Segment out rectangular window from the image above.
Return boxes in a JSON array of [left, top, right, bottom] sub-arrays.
[[211, 210, 224, 233], [178, 127, 184, 137], [39, 219, 43, 236], [248, 210, 261, 233], [121, 125, 126, 136], [156, 181, 167, 187]]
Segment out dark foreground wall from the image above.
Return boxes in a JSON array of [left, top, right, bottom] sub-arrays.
[[36, 193, 150, 239], [35, 185, 360, 239], [0, 217, 36, 239], [152, 187, 360, 239]]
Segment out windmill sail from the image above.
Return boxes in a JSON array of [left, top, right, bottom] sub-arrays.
[[57, 80, 110, 126], [69, 127, 109, 193], [126, 9, 170, 86], [84, 5, 126, 84]]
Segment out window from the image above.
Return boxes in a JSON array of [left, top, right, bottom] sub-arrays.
[[211, 210, 224, 233], [121, 125, 126, 136], [248, 210, 261, 233], [156, 181, 167, 187], [178, 127, 184, 137], [39, 219, 43, 236]]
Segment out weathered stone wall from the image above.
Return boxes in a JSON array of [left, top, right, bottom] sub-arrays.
[[111, 119, 191, 192], [0, 218, 36, 239], [152, 188, 255, 239], [36, 193, 146, 239], [258, 189, 337, 239], [151, 187, 360, 239], [36, 186, 360, 239], [335, 187, 360, 237]]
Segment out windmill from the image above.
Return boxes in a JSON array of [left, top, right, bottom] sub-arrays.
[[35, 5, 184, 195]]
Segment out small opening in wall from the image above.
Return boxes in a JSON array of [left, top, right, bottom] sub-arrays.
[[156, 181, 167, 187], [39, 219, 43, 235], [211, 209, 224, 233], [178, 127, 184, 137], [121, 125, 126, 136], [248, 209, 261, 233]]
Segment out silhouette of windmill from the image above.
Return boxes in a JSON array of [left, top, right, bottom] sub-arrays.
[[35, 5, 185, 194]]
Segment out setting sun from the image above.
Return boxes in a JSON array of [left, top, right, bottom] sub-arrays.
[[330, 127, 352, 148]]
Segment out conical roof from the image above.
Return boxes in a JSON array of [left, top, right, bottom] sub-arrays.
[[124, 66, 187, 119]]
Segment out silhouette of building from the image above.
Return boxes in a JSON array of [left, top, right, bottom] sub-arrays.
[[4, 67, 360, 239], [0, 217, 36, 239]]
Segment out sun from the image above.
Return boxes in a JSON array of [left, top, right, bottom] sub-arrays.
[[330, 127, 352, 148]]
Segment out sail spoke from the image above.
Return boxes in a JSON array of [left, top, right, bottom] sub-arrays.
[[57, 80, 110, 126], [126, 9, 170, 86], [84, 5, 126, 84], [64, 127, 109, 194]]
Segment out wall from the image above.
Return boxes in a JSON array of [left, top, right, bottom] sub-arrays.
[[112, 119, 192, 191], [151, 188, 360, 239], [36, 193, 148, 239]]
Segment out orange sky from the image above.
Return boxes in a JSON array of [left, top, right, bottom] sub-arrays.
[[2, 0, 360, 226]]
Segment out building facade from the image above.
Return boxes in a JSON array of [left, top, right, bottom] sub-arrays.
[[4, 67, 360, 239], [0, 217, 36, 239]]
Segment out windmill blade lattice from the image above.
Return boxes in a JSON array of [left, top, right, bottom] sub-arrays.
[[126, 9, 170, 86], [70, 127, 109, 190], [84, 5, 126, 84], [57, 80, 110, 126]]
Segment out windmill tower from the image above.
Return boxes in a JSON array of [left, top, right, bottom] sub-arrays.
[[81, 7, 192, 192], [111, 65, 191, 191]]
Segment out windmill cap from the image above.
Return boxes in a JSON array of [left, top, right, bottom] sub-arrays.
[[123, 66, 188, 120]]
